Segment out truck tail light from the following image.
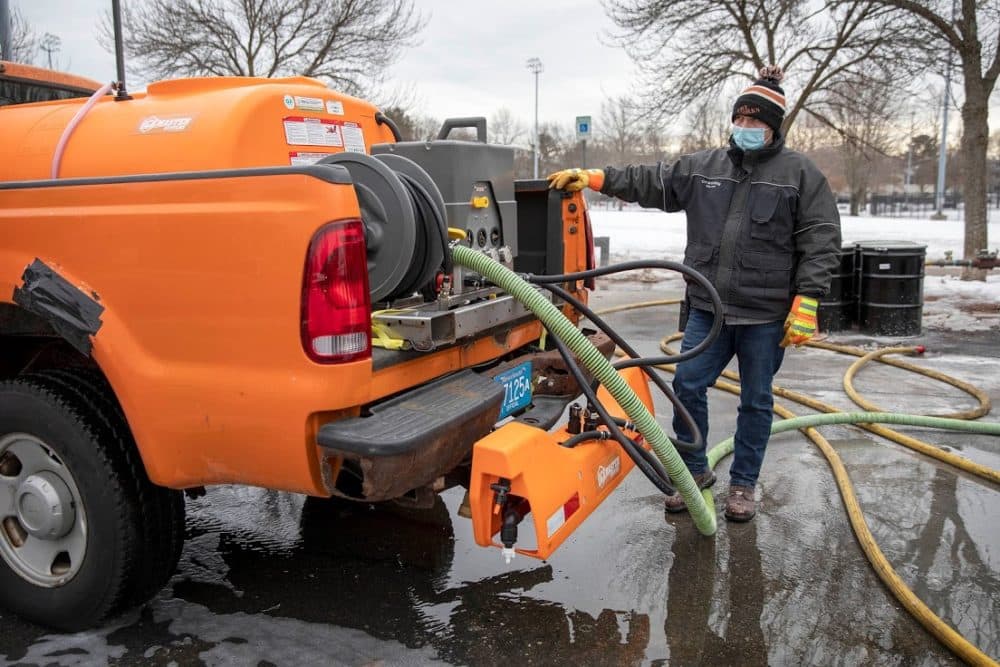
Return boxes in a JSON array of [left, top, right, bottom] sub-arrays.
[[301, 219, 372, 363]]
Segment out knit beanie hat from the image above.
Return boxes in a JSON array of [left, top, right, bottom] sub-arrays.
[[732, 65, 786, 133]]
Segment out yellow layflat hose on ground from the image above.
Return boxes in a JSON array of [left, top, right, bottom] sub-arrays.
[[595, 301, 997, 481], [842, 345, 992, 420], [593, 299, 999, 666]]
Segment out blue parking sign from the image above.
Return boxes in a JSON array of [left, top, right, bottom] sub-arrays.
[[575, 115, 591, 139]]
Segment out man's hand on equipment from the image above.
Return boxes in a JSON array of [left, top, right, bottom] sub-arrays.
[[780, 295, 819, 347], [546, 168, 604, 192]]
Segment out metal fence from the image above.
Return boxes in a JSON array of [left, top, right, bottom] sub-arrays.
[[866, 192, 1000, 217], [867, 193, 963, 217]]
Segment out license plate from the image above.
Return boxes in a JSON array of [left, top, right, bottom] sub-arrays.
[[494, 361, 533, 419]]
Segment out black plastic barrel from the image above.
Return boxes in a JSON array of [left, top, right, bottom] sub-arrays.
[[856, 240, 926, 336], [818, 245, 857, 332]]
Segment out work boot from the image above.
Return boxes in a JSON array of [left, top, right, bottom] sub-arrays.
[[664, 470, 716, 514], [724, 485, 756, 522]]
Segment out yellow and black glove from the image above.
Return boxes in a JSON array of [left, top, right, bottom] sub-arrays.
[[546, 168, 605, 192], [780, 295, 819, 348]]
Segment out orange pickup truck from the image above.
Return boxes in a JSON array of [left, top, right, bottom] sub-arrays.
[[0, 62, 650, 631]]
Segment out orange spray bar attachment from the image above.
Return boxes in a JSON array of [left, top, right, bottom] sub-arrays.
[[469, 366, 655, 561]]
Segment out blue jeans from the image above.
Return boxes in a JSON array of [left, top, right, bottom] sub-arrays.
[[672, 308, 786, 488]]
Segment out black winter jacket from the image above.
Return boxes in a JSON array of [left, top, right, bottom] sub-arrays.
[[600, 134, 842, 321]]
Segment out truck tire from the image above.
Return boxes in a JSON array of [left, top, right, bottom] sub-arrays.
[[0, 373, 184, 631], [28, 369, 186, 608]]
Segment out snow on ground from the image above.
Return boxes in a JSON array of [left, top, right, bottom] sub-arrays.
[[588, 204, 1000, 331]]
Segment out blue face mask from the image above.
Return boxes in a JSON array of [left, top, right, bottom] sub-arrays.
[[732, 125, 766, 151]]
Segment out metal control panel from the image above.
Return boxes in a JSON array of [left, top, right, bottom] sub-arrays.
[[371, 140, 518, 257], [464, 181, 502, 250]]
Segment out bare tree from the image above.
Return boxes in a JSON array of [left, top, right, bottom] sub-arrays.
[[539, 122, 570, 171], [867, 0, 999, 280], [410, 114, 441, 142], [909, 133, 940, 194], [7, 5, 38, 63], [108, 0, 426, 97], [600, 95, 639, 163], [375, 106, 416, 141], [990, 130, 1000, 206], [678, 94, 732, 154], [490, 107, 524, 146], [829, 73, 897, 215], [603, 0, 926, 136], [789, 110, 840, 153], [378, 106, 442, 141], [637, 119, 670, 162]]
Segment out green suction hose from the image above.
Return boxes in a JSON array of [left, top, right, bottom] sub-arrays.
[[450, 244, 718, 536], [708, 411, 1000, 468]]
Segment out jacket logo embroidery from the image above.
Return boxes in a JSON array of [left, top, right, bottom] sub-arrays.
[[701, 179, 722, 189]]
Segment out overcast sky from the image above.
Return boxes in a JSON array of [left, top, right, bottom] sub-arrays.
[[13, 0, 998, 137], [16, 0, 638, 135]]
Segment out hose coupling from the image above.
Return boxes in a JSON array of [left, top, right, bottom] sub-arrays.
[[567, 404, 583, 434]]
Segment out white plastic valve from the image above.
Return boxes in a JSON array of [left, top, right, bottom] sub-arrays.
[[502, 547, 515, 564]]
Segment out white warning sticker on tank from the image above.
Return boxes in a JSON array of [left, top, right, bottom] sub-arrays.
[[283, 116, 343, 147], [289, 151, 333, 166], [295, 96, 325, 111], [325, 99, 345, 115], [340, 122, 366, 154]]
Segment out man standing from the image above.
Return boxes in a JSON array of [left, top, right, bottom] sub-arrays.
[[548, 66, 841, 521]]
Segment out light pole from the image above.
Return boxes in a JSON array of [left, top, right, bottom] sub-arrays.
[[932, 0, 957, 220], [0, 0, 11, 61], [904, 111, 914, 210], [526, 57, 543, 179]]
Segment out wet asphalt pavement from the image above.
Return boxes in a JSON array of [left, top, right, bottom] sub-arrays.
[[1, 284, 998, 666]]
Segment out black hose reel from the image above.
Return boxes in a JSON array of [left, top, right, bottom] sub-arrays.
[[320, 153, 449, 303]]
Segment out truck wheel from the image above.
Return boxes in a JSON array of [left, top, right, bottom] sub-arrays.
[[28, 369, 186, 608], [0, 374, 184, 631]]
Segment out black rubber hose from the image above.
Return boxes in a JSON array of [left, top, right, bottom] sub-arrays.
[[550, 333, 676, 494], [526, 260, 724, 366], [396, 171, 452, 276], [561, 426, 667, 484], [539, 282, 703, 453], [561, 429, 610, 448], [546, 330, 677, 495], [392, 174, 431, 297], [374, 111, 403, 142]]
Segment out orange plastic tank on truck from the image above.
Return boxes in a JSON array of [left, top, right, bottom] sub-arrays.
[[2, 76, 397, 180]]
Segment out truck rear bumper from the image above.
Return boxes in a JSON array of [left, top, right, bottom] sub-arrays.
[[317, 369, 505, 501], [316, 332, 615, 502]]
